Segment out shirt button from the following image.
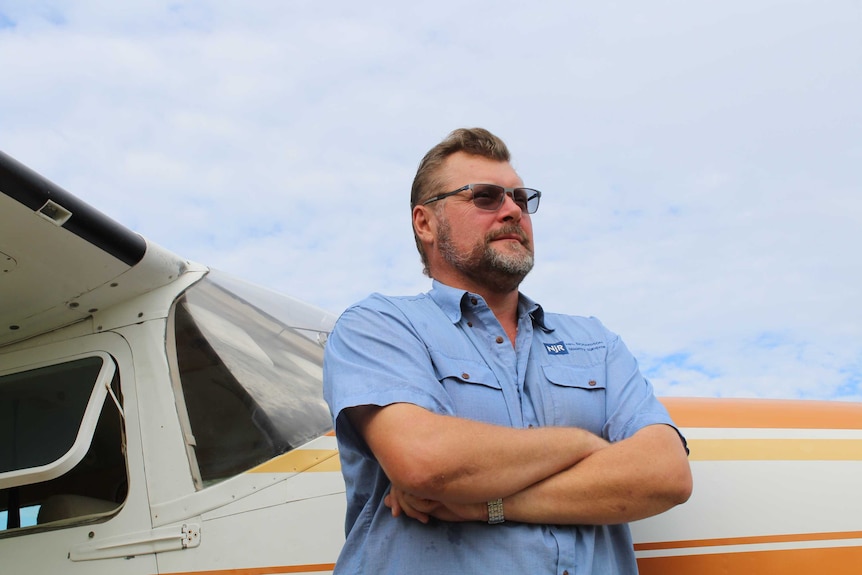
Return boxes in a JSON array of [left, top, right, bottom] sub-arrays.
[[470, 297, 478, 305], [495, 336, 504, 344], [563, 571, 569, 575], [462, 373, 470, 380], [467, 322, 473, 327], [588, 380, 597, 386]]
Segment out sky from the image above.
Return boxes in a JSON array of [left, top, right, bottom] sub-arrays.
[[1, 0, 860, 402]]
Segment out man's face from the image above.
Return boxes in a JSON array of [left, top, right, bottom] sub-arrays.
[[427, 151, 534, 293]]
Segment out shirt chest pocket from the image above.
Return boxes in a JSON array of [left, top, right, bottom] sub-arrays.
[[430, 352, 509, 426], [540, 364, 607, 434]]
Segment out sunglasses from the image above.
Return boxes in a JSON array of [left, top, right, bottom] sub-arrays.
[[422, 183, 542, 214]]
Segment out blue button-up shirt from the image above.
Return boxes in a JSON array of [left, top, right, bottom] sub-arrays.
[[323, 281, 681, 574]]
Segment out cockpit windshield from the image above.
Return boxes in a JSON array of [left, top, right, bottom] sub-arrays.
[[168, 270, 337, 488]]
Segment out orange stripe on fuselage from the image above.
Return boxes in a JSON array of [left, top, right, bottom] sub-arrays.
[[161, 563, 335, 575], [660, 397, 862, 429], [637, 545, 862, 575], [635, 530, 862, 551]]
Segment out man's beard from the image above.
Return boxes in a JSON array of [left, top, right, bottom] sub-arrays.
[[437, 217, 534, 294]]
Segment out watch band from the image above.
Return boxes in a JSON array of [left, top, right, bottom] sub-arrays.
[[487, 498, 505, 524]]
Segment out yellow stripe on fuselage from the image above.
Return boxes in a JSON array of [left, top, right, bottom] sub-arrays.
[[687, 438, 862, 461], [249, 449, 341, 473], [245, 398, 862, 475], [248, 436, 862, 474]]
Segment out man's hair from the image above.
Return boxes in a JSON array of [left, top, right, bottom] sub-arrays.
[[410, 128, 511, 275]]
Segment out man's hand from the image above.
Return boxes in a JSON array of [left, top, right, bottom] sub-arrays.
[[385, 487, 486, 523]]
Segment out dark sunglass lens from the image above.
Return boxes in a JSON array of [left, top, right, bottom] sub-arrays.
[[521, 189, 540, 214], [471, 185, 504, 210]]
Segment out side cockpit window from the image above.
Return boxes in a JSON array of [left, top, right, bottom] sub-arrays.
[[0, 356, 127, 535]]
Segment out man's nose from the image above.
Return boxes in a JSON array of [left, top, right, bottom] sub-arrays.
[[499, 191, 523, 221]]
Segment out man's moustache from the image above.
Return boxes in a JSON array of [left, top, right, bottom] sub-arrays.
[[487, 226, 528, 244]]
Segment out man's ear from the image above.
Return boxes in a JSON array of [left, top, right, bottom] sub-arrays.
[[413, 205, 437, 246]]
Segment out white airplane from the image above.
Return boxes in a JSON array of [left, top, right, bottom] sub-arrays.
[[1, 150, 860, 574]]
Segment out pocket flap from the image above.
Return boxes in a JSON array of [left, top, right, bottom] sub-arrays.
[[541, 365, 606, 390], [430, 352, 502, 390]]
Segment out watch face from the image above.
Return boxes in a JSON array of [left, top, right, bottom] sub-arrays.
[[487, 498, 505, 524]]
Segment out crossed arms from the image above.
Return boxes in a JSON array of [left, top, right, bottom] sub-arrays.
[[347, 402, 692, 525]]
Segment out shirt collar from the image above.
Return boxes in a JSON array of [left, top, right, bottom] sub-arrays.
[[428, 280, 553, 332]]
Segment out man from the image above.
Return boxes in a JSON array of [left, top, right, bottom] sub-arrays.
[[323, 128, 692, 574]]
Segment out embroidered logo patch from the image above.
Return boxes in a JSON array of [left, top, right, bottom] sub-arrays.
[[543, 341, 607, 355], [544, 341, 569, 355]]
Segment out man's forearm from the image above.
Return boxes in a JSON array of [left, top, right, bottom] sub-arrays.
[[503, 424, 692, 525], [351, 403, 609, 503]]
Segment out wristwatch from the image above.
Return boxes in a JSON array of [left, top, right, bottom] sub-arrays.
[[487, 498, 505, 524]]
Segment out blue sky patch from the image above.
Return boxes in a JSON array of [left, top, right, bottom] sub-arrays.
[[0, 12, 16, 29]]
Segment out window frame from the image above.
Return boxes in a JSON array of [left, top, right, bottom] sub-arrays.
[[0, 352, 117, 490]]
